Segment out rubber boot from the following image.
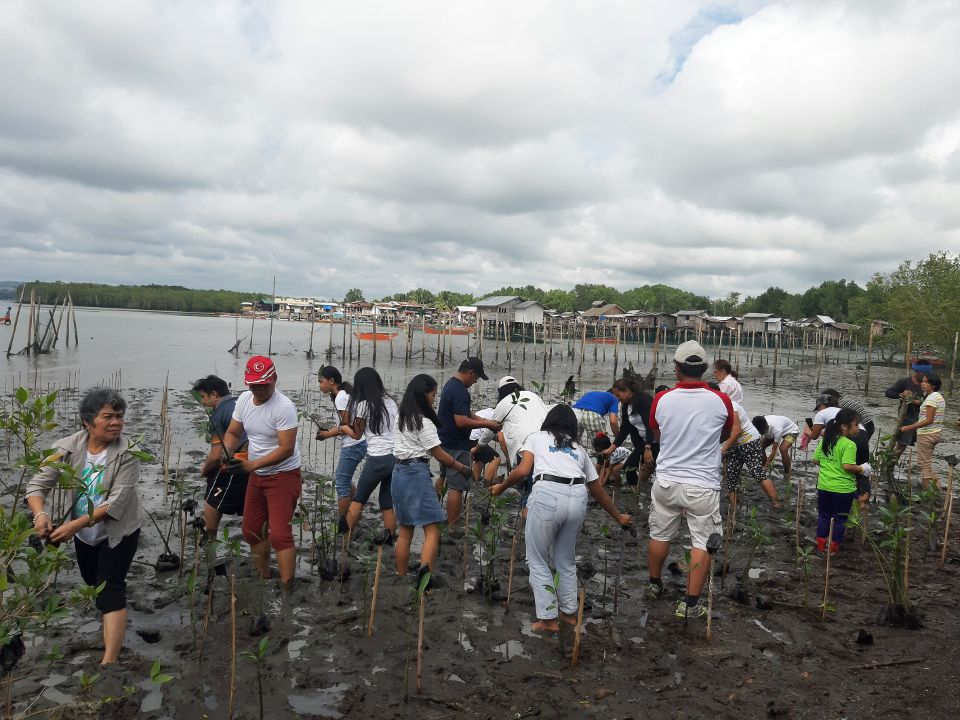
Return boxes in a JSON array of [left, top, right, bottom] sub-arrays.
[[829, 541, 840, 555], [816, 537, 827, 553]]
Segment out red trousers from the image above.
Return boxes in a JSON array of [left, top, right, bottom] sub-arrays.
[[241, 468, 302, 551]]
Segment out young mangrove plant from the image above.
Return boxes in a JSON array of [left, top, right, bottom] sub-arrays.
[[241, 636, 270, 720], [847, 499, 917, 627]]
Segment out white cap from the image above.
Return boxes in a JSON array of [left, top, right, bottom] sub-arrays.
[[498, 375, 519, 389], [674, 340, 707, 365]]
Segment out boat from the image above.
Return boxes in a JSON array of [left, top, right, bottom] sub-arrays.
[[586, 337, 618, 344], [424, 325, 474, 336], [354, 331, 399, 341]]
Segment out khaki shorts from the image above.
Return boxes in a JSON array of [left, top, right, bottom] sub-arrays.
[[649, 479, 721, 551]]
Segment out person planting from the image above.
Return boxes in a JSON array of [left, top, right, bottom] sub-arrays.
[[392, 374, 473, 586], [899, 372, 945, 491], [223, 356, 302, 590], [491, 405, 631, 633], [26, 388, 143, 665], [752, 415, 800, 475], [712, 386, 780, 510], [602, 377, 657, 486], [812, 408, 871, 555], [315, 366, 366, 522], [646, 341, 736, 619], [193, 375, 248, 540], [339, 367, 398, 541]]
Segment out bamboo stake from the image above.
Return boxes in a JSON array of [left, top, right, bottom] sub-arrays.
[[821, 517, 835, 621], [229, 573, 237, 719], [940, 463, 955, 569], [5, 287, 25, 357], [570, 583, 586, 669], [720, 496, 736, 588], [367, 545, 383, 636], [905, 331, 912, 373], [461, 490, 471, 581], [949, 331, 958, 398], [865, 329, 874, 393], [416, 592, 426, 694], [795, 450, 805, 552]]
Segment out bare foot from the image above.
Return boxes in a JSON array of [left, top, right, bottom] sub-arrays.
[[531, 619, 560, 633]]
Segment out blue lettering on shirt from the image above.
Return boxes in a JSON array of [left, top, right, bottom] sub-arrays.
[[548, 446, 580, 460]]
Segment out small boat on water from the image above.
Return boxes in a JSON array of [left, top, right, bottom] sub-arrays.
[[586, 337, 618, 344], [354, 331, 399, 341], [424, 325, 474, 336]]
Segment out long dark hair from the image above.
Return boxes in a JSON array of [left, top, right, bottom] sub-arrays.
[[347, 367, 392, 435], [715, 359, 738, 379], [497, 381, 523, 402], [541, 404, 579, 450], [822, 408, 859, 456], [399, 374, 440, 432], [611, 377, 650, 416]]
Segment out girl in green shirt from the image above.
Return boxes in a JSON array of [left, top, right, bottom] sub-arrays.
[[813, 408, 870, 554]]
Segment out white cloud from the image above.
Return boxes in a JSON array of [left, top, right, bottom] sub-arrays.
[[1, 0, 959, 300]]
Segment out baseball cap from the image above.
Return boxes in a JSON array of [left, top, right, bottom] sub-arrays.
[[498, 375, 518, 389], [459, 357, 489, 380], [911, 361, 933, 373], [814, 393, 832, 411], [674, 340, 707, 365], [245, 355, 277, 385]]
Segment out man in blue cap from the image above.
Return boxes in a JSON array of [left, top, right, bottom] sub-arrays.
[[885, 361, 932, 459]]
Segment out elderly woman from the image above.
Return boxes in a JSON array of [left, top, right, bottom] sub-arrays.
[[26, 388, 143, 665]]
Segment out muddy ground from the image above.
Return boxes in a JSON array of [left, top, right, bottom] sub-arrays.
[[2, 364, 959, 720]]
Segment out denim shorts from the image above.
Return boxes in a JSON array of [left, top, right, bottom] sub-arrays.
[[354, 453, 395, 511], [335, 441, 367, 499], [392, 460, 446, 527]]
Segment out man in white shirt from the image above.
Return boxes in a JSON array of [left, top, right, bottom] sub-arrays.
[[224, 356, 301, 590], [646, 341, 736, 619]]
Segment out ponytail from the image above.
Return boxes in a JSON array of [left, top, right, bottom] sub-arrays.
[[822, 408, 858, 455]]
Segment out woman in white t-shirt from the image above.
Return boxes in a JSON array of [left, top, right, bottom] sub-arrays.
[[340, 367, 398, 541], [316, 366, 367, 520], [393, 374, 473, 586], [900, 372, 946, 490], [491, 405, 631, 633], [713, 359, 744, 405]]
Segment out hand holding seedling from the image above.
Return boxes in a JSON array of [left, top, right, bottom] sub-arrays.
[[49, 517, 87, 544], [32, 512, 53, 538], [618, 514, 634, 532]]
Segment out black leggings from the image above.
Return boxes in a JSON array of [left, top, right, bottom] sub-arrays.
[[624, 443, 659, 485], [75, 529, 140, 614]]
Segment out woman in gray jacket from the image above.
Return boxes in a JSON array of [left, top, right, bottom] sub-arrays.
[[26, 388, 143, 665]]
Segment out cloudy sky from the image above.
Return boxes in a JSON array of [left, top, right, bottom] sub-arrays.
[[2, 0, 960, 300]]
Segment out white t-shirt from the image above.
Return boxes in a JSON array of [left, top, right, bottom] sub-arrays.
[[334, 390, 361, 448], [74, 449, 108, 546], [395, 416, 441, 460], [354, 396, 399, 457], [733, 401, 760, 445], [478, 390, 549, 461], [764, 415, 800, 443], [521, 431, 599, 483], [719, 375, 744, 405], [470, 408, 496, 441], [649, 383, 734, 490], [813, 406, 841, 428], [232, 390, 301, 474]]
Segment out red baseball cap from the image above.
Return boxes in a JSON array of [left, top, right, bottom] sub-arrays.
[[245, 355, 276, 385]]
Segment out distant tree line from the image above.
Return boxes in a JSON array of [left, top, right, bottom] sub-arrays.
[[16, 282, 262, 314]]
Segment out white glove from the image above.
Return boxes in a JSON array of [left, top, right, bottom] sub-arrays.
[[860, 462, 872, 478]]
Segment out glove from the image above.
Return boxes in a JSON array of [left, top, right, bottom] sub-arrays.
[[372, 528, 394, 546], [860, 462, 872, 478]]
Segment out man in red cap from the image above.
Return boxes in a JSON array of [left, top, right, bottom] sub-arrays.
[[223, 356, 302, 590]]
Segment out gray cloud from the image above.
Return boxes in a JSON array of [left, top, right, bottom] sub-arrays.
[[1, 0, 959, 302]]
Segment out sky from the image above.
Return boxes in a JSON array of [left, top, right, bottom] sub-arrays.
[[2, 0, 960, 301]]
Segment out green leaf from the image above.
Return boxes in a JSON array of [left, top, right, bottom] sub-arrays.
[[15, 387, 28, 405], [417, 571, 431, 596]]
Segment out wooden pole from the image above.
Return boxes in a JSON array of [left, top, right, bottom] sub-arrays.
[[416, 593, 426, 693], [821, 517, 835, 621], [570, 583, 586, 669], [367, 546, 383, 636], [577, 323, 586, 378], [905, 330, 912, 372], [949, 331, 958, 397], [772, 332, 780, 387], [267, 276, 276, 356], [940, 464, 955, 569], [5, 286, 25, 357], [865, 329, 874, 394]]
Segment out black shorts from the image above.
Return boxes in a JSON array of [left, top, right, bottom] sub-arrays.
[[75, 529, 140, 614], [205, 467, 249, 516], [473, 444, 497, 464]]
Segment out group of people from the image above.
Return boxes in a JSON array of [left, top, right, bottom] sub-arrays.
[[22, 346, 952, 662]]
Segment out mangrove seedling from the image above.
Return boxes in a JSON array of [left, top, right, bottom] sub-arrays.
[[241, 636, 270, 720]]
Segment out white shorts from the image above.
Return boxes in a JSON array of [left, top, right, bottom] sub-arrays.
[[648, 479, 721, 550]]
